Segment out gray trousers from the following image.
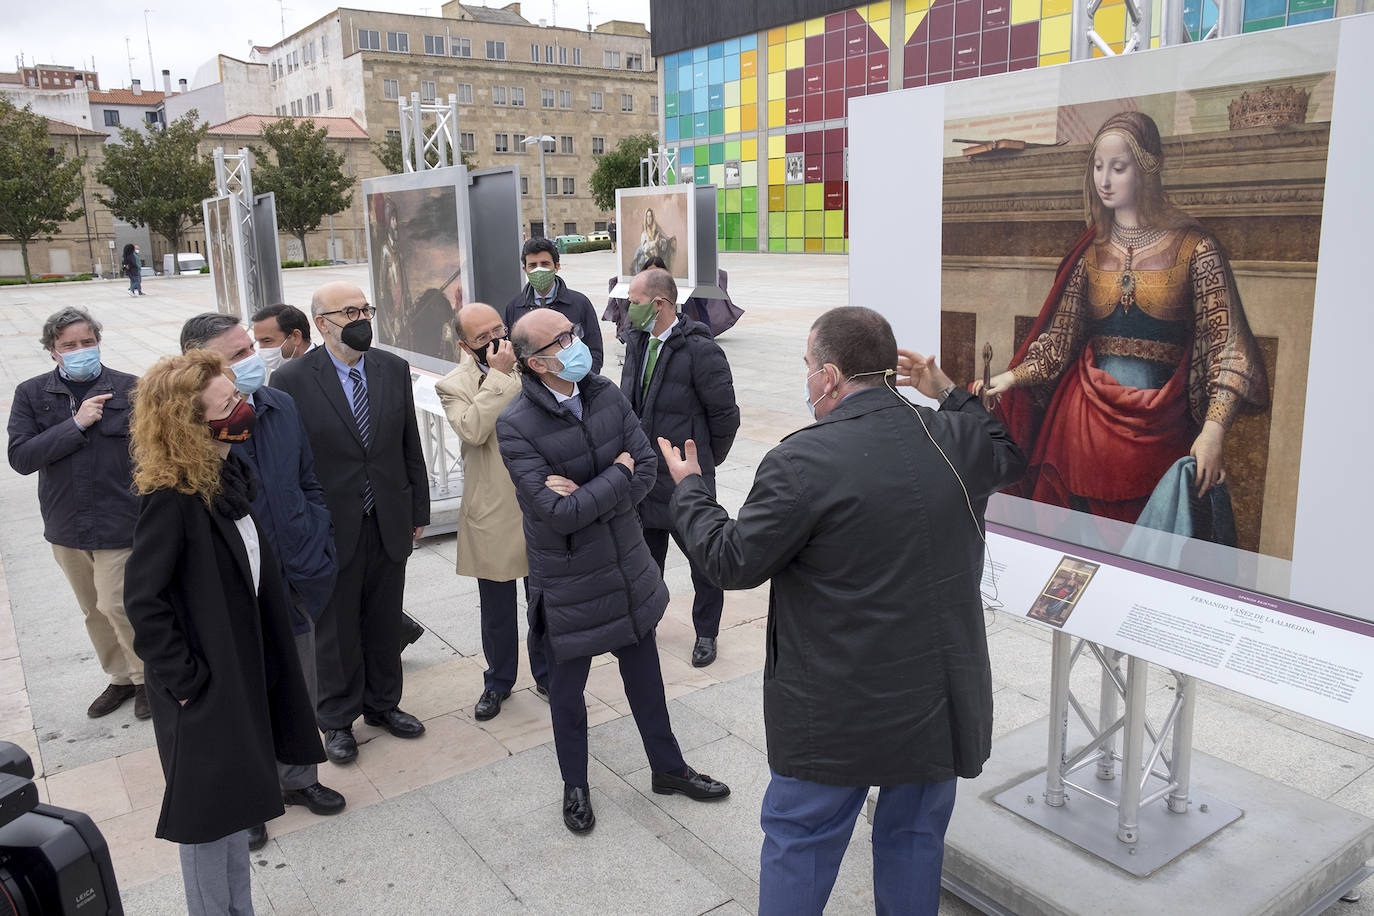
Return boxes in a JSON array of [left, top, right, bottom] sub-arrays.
[[179, 829, 253, 915], [277, 623, 319, 791]]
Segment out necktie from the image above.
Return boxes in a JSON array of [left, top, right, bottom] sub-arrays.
[[642, 338, 662, 400], [349, 368, 375, 514], [566, 394, 583, 421]]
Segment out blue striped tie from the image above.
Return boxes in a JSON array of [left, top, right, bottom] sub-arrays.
[[349, 368, 375, 514]]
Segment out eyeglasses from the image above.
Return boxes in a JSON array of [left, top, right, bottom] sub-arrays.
[[319, 305, 375, 322], [532, 323, 583, 356], [469, 325, 508, 347]]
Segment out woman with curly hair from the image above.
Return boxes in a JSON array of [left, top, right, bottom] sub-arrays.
[[124, 350, 323, 916], [975, 111, 1269, 542]]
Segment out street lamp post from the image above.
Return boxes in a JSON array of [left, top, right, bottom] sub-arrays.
[[521, 133, 554, 238]]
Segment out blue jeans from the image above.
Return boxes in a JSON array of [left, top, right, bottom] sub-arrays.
[[759, 771, 957, 916], [128, 270, 142, 293]]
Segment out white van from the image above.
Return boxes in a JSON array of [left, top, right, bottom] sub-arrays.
[[162, 253, 207, 275]]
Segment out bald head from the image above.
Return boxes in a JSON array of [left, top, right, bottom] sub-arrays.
[[311, 281, 365, 316], [630, 267, 676, 306], [458, 302, 502, 343]]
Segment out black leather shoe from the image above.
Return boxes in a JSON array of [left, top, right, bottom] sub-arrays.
[[533, 683, 550, 703], [563, 785, 595, 834], [651, 767, 731, 801], [283, 782, 347, 815], [399, 613, 424, 652], [691, 637, 717, 668], [474, 689, 510, 721], [363, 707, 426, 738], [324, 727, 358, 763], [246, 823, 268, 851]]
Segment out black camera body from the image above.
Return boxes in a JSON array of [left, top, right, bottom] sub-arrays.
[[0, 742, 123, 916]]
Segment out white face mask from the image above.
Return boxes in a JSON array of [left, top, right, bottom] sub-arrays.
[[803, 368, 825, 418], [258, 346, 284, 373]]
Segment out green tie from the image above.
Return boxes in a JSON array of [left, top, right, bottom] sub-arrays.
[[642, 338, 662, 400]]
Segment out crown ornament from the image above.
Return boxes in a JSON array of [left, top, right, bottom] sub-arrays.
[[1228, 85, 1311, 129]]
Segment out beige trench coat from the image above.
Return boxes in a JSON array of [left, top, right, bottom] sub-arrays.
[[435, 357, 528, 581]]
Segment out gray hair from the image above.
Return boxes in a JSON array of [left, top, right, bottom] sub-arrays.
[[40, 307, 102, 351], [510, 313, 538, 367], [179, 313, 241, 353]]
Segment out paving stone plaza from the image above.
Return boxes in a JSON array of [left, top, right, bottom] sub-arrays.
[[2, 251, 1372, 914]]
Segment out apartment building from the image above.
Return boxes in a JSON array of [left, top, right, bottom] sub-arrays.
[[250, 2, 659, 238]]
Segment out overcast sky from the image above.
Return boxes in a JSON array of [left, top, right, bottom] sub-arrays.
[[4, 0, 652, 91]]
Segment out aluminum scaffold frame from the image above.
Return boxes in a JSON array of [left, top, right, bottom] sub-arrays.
[[213, 147, 264, 313]]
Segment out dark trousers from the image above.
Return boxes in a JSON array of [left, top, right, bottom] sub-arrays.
[[643, 527, 724, 638], [277, 621, 319, 789], [542, 625, 686, 789], [314, 514, 406, 729], [758, 772, 957, 916], [478, 577, 548, 694]]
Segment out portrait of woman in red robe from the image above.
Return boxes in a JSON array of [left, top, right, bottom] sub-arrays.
[[974, 111, 1270, 542]]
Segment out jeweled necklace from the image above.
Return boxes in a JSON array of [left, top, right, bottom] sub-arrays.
[[1112, 223, 1166, 313]]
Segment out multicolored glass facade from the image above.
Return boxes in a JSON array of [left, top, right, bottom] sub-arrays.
[[659, 0, 1339, 254]]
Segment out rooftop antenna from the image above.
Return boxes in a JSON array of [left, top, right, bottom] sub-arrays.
[[143, 10, 156, 89], [551, 0, 557, 27], [586, 0, 592, 31], [278, 0, 289, 39], [125, 37, 136, 85]]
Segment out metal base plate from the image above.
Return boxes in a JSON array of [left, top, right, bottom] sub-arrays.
[[993, 772, 1242, 876]]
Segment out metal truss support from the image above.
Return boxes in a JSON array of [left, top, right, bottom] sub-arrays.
[[1044, 637, 1199, 846], [397, 93, 462, 172], [639, 147, 679, 187], [1073, 0, 1241, 60], [213, 146, 263, 314]]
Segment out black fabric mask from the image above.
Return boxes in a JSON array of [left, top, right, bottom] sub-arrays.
[[472, 336, 506, 367], [340, 319, 373, 351]]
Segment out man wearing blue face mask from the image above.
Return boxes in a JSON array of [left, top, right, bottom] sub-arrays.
[[496, 308, 729, 837], [503, 238, 604, 374], [181, 313, 346, 850], [8, 307, 147, 720]]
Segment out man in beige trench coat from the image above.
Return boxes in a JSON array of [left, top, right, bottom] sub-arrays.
[[436, 303, 549, 721]]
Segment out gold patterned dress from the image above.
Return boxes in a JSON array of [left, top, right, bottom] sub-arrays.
[[1003, 226, 1268, 526]]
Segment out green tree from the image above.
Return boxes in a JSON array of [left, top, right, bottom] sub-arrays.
[[371, 130, 473, 175], [589, 133, 656, 212], [0, 97, 87, 282], [252, 119, 355, 264], [96, 109, 214, 274]]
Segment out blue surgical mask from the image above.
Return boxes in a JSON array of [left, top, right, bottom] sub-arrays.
[[61, 346, 102, 381], [229, 352, 267, 395], [554, 338, 593, 383], [803, 368, 824, 418]]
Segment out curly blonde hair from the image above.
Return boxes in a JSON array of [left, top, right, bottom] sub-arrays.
[[131, 350, 228, 506]]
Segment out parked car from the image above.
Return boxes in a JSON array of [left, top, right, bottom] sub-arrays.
[[587, 230, 611, 242], [162, 252, 207, 275], [553, 234, 587, 254]]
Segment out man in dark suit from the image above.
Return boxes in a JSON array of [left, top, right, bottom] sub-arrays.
[[503, 237, 604, 374], [270, 281, 431, 764]]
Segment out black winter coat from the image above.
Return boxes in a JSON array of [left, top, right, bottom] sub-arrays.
[[496, 372, 667, 663], [620, 317, 739, 530], [7, 367, 140, 550], [124, 486, 325, 844], [504, 276, 605, 375], [671, 387, 1027, 786]]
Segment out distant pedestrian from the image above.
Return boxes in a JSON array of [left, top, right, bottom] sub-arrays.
[[7, 307, 148, 720], [122, 244, 144, 297], [609, 219, 617, 252]]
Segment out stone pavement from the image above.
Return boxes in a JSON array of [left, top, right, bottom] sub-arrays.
[[0, 251, 1370, 914]]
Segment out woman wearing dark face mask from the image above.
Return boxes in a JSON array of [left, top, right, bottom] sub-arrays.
[[124, 350, 324, 916]]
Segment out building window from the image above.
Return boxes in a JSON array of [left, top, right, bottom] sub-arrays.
[[620, 93, 633, 112], [589, 91, 603, 111], [604, 51, 620, 68], [387, 31, 410, 53], [542, 137, 556, 153], [521, 176, 529, 195], [458, 83, 473, 104], [530, 43, 540, 62], [492, 85, 507, 105], [559, 135, 573, 154], [564, 221, 578, 234], [103, 109, 120, 126], [459, 132, 475, 152], [424, 34, 445, 55], [562, 178, 575, 195], [545, 45, 554, 63], [559, 46, 568, 64], [322, 35, 328, 58], [326, 86, 333, 109], [486, 40, 506, 60], [595, 221, 607, 232], [386, 128, 401, 139], [358, 29, 380, 50], [383, 79, 399, 100], [270, 61, 278, 80], [541, 88, 555, 108], [495, 133, 509, 152], [513, 132, 526, 150], [421, 80, 436, 101], [510, 86, 525, 107], [545, 176, 558, 196], [592, 136, 605, 155], [626, 52, 644, 70], [146, 110, 161, 126], [452, 37, 471, 57], [305, 41, 316, 65], [650, 94, 658, 114], [313, 91, 322, 111], [572, 48, 581, 65], [558, 89, 571, 109]]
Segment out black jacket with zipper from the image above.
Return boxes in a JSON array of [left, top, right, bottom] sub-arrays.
[[496, 371, 666, 663]]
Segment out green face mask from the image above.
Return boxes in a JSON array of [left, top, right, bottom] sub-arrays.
[[526, 267, 557, 294], [627, 300, 657, 331]]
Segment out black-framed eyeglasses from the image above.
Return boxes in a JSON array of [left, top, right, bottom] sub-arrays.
[[469, 325, 509, 347], [532, 323, 582, 356], [319, 305, 376, 322]]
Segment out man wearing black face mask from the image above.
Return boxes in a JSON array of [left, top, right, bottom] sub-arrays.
[[435, 303, 548, 721], [270, 282, 431, 765]]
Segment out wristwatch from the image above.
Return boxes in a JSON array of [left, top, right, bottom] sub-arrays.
[[937, 384, 957, 404]]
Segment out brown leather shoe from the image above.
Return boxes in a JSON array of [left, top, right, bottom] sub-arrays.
[[133, 685, 151, 720], [87, 683, 136, 718]]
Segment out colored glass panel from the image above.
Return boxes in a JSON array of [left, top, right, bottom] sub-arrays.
[[804, 183, 824, 209], [694, 145, 709, 166], [768, 99, 786, 126], [768, 135, 785, 157], [1288, 5, 1333, 21], [768, 212, 786, 236], [1242, 11, 1286, 26], [709, 42, 724, 58], [726, 189, 742, 212], [666, 118, 679, 141], [725, 82, 741, 107], [769, 238, 787, 252], [694, 111, 709, 135], [725, 55, 741, 82], [824, 238, 845, 252], [768, 71, 786, 99], [769, 49, 786, 73], [1093, 1, 1128, 50], [742, 138, 758, 161], [741, 50, 758, 77], [768, 157, 785, 184], [785, 185, 804, 209], [1243, 0, 1286, 16], [806, 16, 825, 36], [787, 238, 805, 252], [786, 211, 804, 236], [709, 108, 725, 133], [786, 22, 805, 40], [805, 238, 824, 252], [824, 210, 845, 237], [708, 142, 725, 164], [1040, 13, 1071, 52], [708, 59, 725, 83], [742, 34, 757, 50], [786, 39, 806, 68], [804, 210, 824, 236], [666, 94, 679, 117], [665, 67, 678, 93], [743, 186, 758, 211], [742, 76, 758, 102], [768, 27, 786, 45], [694, 86, 709, 110]]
